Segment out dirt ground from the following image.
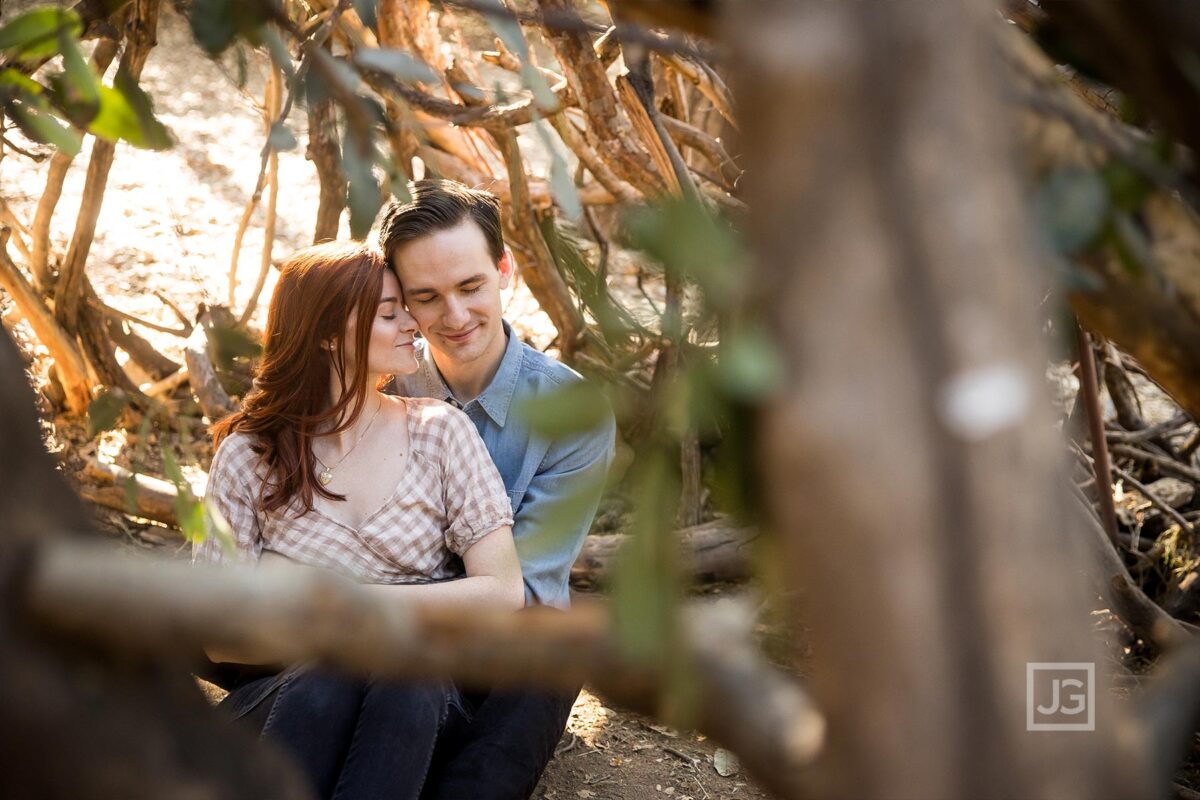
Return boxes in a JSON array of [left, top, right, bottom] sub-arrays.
[[1, 5, 766, 798]]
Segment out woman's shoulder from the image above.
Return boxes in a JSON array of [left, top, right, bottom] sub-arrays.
[[210, 430, 265, 477], [400, 396, 478, 448]]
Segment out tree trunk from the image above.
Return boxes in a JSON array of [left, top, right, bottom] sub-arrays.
[[732, 0, 1135, 796], [0, 327, 310, 800], [307, 91, 345, 243]]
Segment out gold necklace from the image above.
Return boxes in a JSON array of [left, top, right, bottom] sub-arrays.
[[313, 400, 384, 486]]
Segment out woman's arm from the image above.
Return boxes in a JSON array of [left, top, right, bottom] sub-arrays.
[[364, 525, 524, 610]]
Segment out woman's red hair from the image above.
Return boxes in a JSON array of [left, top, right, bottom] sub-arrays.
[[212, 241, 386, 514]]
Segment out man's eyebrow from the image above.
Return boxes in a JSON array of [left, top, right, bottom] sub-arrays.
[[405, 274, 487, 295]]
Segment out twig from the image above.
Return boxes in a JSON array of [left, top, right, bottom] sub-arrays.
[[0, 133, 49, 161], [152, 290, 193, 332], [1078, 326, 1120, 546], [237, 66, 283, 327], [662, 745, 700, 766], [142, 367, 189, 399], [435, 0, 717, 62], [1076, 442, 1196, 536], [1106, 414, 1192, 444], [1111, 444, 1200, 485], [94, 300, 190, 337]]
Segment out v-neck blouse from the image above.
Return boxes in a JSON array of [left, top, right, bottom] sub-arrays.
[[193, 397, 514, 584]]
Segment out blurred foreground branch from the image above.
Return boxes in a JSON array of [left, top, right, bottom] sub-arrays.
[[26, 541, 824, 800]]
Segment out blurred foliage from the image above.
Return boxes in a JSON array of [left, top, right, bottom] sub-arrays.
[[0, 7, 170, 153], [87, 389, 130, 437]]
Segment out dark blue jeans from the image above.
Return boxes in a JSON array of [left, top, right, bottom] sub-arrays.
[[223, 668, 576, 800], [421, 686, 579, 800], [223, 669, 456, 800]]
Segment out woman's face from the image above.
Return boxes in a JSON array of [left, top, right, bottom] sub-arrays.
[[344, 269, 419, 378]]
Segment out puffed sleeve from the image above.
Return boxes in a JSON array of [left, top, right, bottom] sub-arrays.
[[439, 409, 514, 555], [193, 433, 265, 565]]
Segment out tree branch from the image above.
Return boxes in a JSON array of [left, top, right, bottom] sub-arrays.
[[24, 541, 824, 800]]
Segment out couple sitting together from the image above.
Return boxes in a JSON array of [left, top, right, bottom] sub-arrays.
[[193, 179, 616, 800]]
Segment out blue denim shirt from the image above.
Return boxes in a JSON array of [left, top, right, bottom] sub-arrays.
[[393, 321, 615, 608]]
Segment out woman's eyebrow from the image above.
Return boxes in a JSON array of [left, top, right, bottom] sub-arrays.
[[379, 295, 399, 304]]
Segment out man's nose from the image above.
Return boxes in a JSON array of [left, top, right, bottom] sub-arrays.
[[443, 296, 470, 328]]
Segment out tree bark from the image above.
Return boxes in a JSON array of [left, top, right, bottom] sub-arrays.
[[733, 0, 1134, 796], [183, 309, 235, 423], [0, 327, 309, 800], [28, 38, 120, 292], [571, 519, 754, 587], [26, 541, 824, 800], [307, 88, 345, 243]]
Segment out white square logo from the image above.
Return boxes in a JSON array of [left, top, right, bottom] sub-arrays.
[[1027, 662, 1095, 731]]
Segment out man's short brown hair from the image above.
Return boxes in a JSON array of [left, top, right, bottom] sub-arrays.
[[378, 179, 505, 265]]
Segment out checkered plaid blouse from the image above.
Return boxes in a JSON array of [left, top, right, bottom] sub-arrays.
[[193, 397, 514, 584]]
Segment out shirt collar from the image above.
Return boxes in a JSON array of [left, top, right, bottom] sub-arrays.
[[418, 319, 522, 427]]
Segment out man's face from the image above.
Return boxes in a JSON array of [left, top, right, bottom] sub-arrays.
[[390, 219, 512, 369]]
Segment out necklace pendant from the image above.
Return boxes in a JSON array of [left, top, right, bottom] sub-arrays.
[[318, 468, 333, 486]]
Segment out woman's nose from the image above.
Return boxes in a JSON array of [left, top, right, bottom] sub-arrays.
[[398, 307, 419, 333]]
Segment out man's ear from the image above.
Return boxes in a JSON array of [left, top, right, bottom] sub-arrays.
[[498, 247, 515, 290]]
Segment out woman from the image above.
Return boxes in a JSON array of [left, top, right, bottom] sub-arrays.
[[194, 241, 524, 799]]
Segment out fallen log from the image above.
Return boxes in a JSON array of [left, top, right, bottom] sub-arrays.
[[571, 518, 756, 587], [81, 459, 185, 527]]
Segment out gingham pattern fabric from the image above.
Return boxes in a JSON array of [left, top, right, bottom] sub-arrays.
[[194, 397, 513, 584]]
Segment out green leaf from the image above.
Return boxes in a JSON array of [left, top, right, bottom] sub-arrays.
[[624, 198, 744, 309], [1109, 211, 1154, 277], [352, 47, 438, 84], [343, 137, 382, 240], [0, 8, 82, 61], [85, 70, 171, 150], [161, 446, 186, 487], [114, 65, 171, 149], [612, 451, 681, 663], [189, 0, 237, 55], [717, 326, 784, 401], [1034, 167, 1110, 255], [176, 495, 206, 543], [123, 473, 139, 516], [534, 117, 581, 218], [268, 121, 297, 151], [4, 91, 81, 155], [87, 390, 130, 437], [0, 67, 44, 94], [49, 33, 100, 123], [260, 26, 294, 79], [203, 497, 238, 556], [514, 380, 611, 438], [207, 323, 262, 370]]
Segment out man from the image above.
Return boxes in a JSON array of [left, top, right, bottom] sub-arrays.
[[379, 179, 616, 799]]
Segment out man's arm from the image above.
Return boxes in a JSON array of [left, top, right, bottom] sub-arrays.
[[512, 410, 616, 608]]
